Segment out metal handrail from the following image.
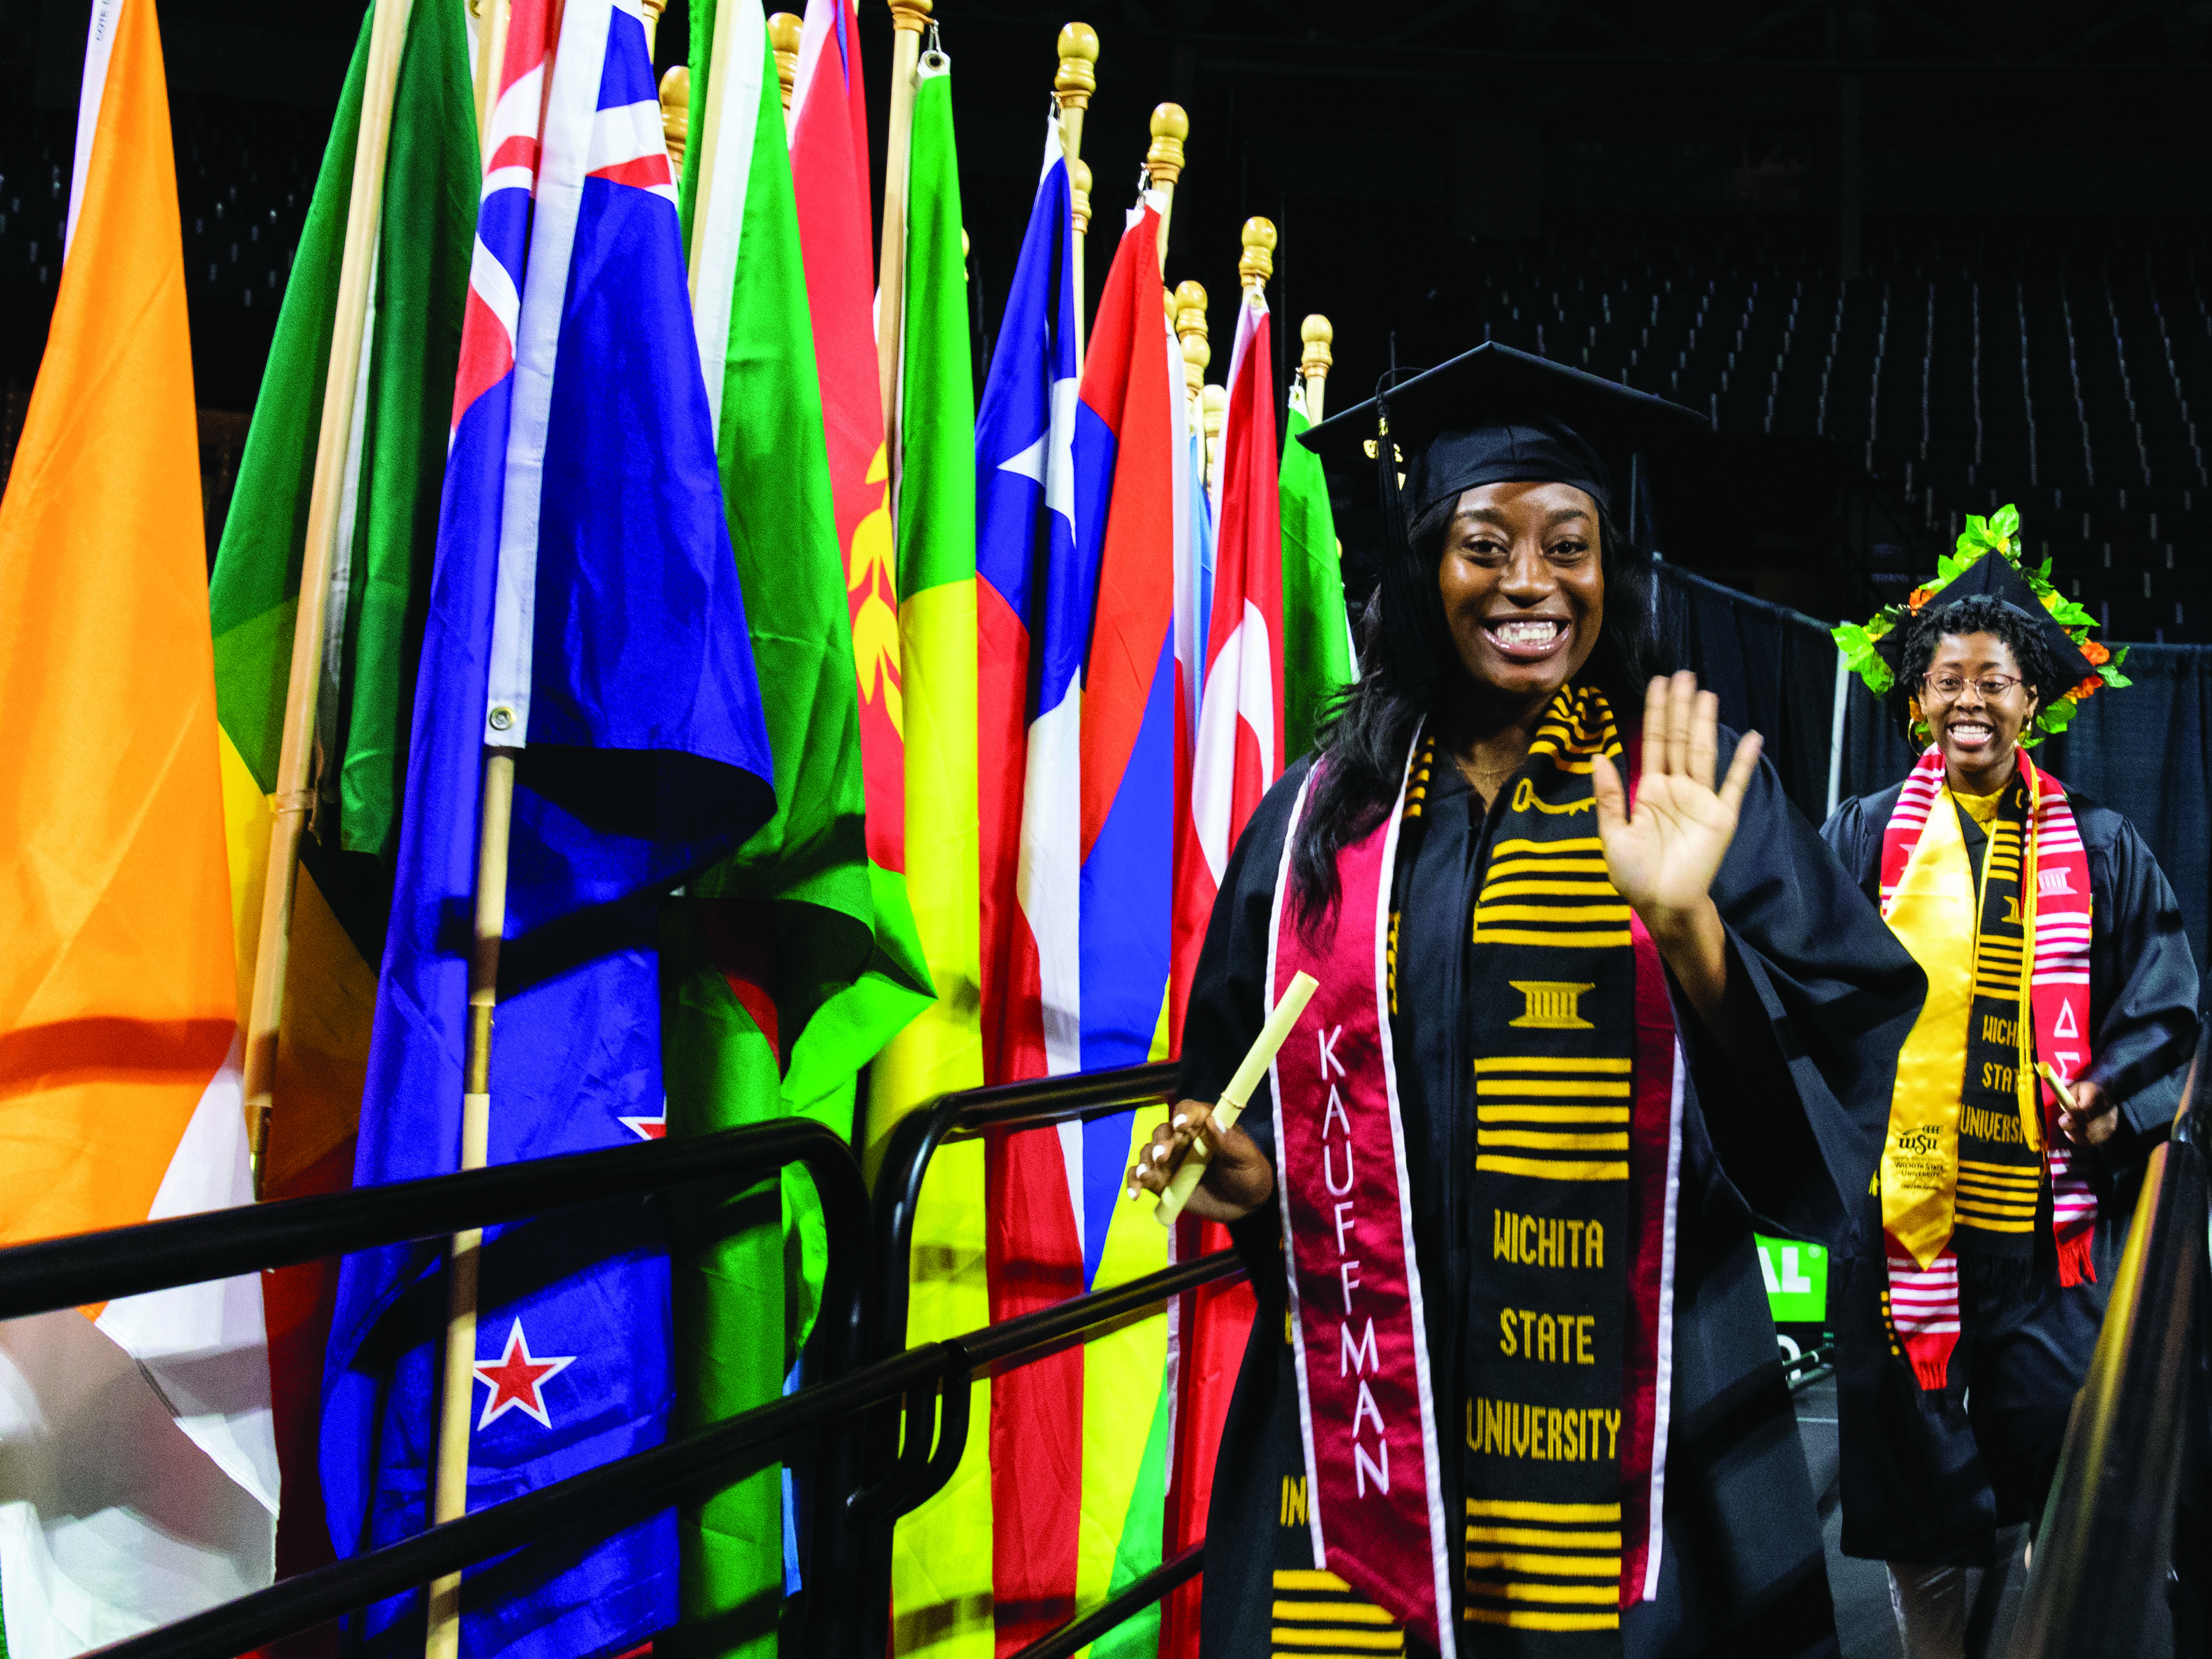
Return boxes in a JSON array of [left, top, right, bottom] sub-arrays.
[[82, 1243, 1244, 1659], [0, 1117, 866, 1323], [0, 1121, 870, 1659], [1010, 1543, 1206, 1659], [2004, 1027, 2211, 1659], [857, 1061, 1190, 1651]]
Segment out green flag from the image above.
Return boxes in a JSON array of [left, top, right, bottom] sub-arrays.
[[1280, 384, 1357, 759], [209, 0, 477, 871], [662, 3, 931, 1650], [196, 0, 477, 1598]]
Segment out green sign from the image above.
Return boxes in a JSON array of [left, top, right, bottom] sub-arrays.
[[1755, 1234, 1828, 1324]]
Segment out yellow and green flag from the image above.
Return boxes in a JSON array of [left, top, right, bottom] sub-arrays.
[[664, 1, 932, 1650], [873, 53, 995, 1659]]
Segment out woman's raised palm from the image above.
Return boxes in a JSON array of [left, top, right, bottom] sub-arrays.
[[1591, 673, 1763, 931]]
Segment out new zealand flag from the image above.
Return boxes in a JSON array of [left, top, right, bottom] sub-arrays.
[[321, 2, 775, 1655]]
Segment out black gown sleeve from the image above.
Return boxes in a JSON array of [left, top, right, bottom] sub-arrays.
[[2082, 813, 2201, 1151], [1818, 794, 1882, 907], [1696, 738, 1927, 1250]]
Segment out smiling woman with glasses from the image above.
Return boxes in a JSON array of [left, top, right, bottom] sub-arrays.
[[1821, 554, 2200, 1659]]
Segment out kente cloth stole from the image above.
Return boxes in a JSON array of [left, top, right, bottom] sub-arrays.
[[1267, 686, 1684, 1659], [1877, 746, 2097, 1390]]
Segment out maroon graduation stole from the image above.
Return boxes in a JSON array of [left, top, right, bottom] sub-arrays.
[[1876, 746, 2098, 1392], [1268, 687, 1684, 1655]]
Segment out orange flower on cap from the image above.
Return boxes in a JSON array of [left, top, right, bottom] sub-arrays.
[[2082, 638, 2110, 666]]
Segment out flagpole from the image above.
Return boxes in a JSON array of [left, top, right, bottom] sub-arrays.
[[1053, 22, 1096, 368], [1202, 381, 1226, 500], [770, 12, 801, 113], [425, 20, 532, 1652], [685, 0, 748, 299], [470, 0, 509, 148], [1173, 278, 1209, 434], [876, 0, 933, 445], [1300, 312, 1333, 422], [240, 0, 417, 1194], [1146, 102, 1186, 276], [1231, 218, 1275, 493], [659, 65, 690, 173], [423, 746, 519, 1659], [640, 0, 665, 58]]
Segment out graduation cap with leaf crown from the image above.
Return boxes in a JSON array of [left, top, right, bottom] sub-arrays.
[[1832, 504, 2130, 745]]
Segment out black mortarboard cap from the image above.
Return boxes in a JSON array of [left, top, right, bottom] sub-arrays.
[[1297, 343, 1707, 687], [1300, 342, 1709, 520], [1877, 548, 2097, 691]]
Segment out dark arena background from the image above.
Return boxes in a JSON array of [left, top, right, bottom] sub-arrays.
[[3, 4, 2210, 1658], [11, 0, 2212, 638]]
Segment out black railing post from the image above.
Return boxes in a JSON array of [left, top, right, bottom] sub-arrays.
[[2006, 1030, 2211, 1659]]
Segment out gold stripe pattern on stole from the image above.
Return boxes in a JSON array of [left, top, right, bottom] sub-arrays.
[[1270, 1570, 1407, 1657], [1387, 740, 1436, 1018], [1475, 685, 1626, 950], [1464, 1498, 1623, 1631], [1473, 1056, 1632, 1181], [1954, 1157, 2042, 1232]]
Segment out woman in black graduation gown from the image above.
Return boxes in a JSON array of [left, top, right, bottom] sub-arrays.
[[1127, 345, 1924, 1659], [1819, 544, 2199, 1659]]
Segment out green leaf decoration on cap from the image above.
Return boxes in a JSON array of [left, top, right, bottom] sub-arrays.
[[1831, 502, 2122, 747]]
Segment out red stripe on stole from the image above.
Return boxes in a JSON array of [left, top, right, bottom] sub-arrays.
[[985, 1126, 1085, 1652], [1616, 906, 1675, 1606]]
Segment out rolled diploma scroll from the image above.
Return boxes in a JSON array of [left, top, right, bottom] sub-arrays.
[[1153, 970, 1319, 1227], [2034, 1060, 2079, 1114]]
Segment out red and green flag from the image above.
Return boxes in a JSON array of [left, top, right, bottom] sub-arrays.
[[664, 0, 931, 1650]]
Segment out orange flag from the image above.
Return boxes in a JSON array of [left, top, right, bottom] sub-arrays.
[[0, 0, 277, 1641]]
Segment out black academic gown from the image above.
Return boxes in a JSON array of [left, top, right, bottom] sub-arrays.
[[1181, 733, 1925, 1659], [1818, 781, 2200, 1564]]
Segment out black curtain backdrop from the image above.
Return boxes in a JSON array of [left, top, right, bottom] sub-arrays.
[[1657, 565, 2212, 976]]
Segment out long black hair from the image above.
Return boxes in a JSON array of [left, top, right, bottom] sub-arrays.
[[1288, 495, 1663, 919]]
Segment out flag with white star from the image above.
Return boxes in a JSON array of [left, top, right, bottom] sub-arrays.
[[320, 1, 776, 1655]]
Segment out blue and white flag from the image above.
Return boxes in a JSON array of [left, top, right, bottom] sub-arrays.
[[977, 118, 1085, 1092], [322, 1, 775, 1654]]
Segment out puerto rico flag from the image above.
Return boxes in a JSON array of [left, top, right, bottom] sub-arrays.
[[977, 119, 1084, 1093], [321, 4, 775, 1657], [973, 120, 1093, 1651]]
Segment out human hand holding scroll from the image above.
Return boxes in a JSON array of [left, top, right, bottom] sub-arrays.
[[2036, 1062, 2121, 1149], [1128, 972, 1318, 1227]]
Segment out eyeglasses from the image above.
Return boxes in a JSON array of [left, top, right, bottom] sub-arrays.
[[1921, 671, 2025, 702]]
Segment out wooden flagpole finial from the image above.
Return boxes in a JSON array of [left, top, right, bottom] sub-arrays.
[[963, 227, 971, 281], [1147, 102, 1188, 274], [1054, 21, 1099, 121], [1068, 155, 1093, 236], [1147, 102, 1188, 188], [877, 0, 936, 433], [1174, 278, 1209, 419], [638, 0, 666, 57], [658, 66, 690, 172], [769, 12, 803, 111], [1300, 313, 1333, 420], [1202, 379, 1227, 485], [1056, 25, 1099, 368], [1238, 216, 1276, 289]]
